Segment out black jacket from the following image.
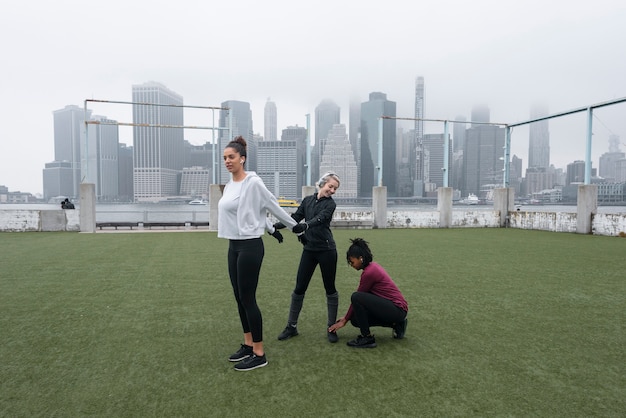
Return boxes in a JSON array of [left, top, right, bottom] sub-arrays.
[[281, 193, 336, 251]]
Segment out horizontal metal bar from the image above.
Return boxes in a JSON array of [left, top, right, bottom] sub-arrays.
[[85, 120, 228, 130], [508, 96, 626, 128], [85, 98, 229, 111], [381, 116, 508, 126]]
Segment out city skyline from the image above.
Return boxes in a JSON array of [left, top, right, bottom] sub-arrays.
[[2, 1, 626, 195]]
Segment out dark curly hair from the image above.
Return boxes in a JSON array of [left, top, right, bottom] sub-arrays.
[[225, 136, 247, 160], [346, 238, 373, 268]]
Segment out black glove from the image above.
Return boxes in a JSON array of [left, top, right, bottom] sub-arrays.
[[298, 234, 308, 246], [274, 222, 286, 230], [269, 229, 284, 243], [292, 223, 308, 234]]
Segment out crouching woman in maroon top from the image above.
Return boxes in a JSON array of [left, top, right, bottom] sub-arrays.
[[328, 238, 408, 348]]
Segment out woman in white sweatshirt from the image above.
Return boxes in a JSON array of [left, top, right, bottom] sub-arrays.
[[217, 136, 304, 371]]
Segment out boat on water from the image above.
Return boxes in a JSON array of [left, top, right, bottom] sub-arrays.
[[188, 199, 208, 205], [460, 193, 479, 205], [277, 197, 299, 208]]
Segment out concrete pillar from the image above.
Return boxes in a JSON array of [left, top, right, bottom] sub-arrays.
[[209, 184, 224, 232], [576, 184, 597, 234], [372, 186, 387, 229], [437, 187, 453, 228], [302, 185, 316, 199], [79, 183, 96, 233], [494, 188, 515, 227]]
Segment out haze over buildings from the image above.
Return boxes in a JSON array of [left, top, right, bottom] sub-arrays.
[[1, 1, 625, 199]]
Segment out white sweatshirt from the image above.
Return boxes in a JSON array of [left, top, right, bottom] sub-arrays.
[[217, 171, 297, 240]]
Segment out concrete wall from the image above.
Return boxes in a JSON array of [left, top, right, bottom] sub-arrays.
[[508, 210, 578, 233], [0, 209, 80, 232], [2, 207, 626, 236]]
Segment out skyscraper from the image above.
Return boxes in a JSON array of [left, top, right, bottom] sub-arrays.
[[264, 98, 277, 141], [413, 76, 425, 194], [132, 82, 184, 201], [84, 115, 119, 201], [599, 135, 624, 181], [422, 133, 452, 189], [218, 100, 253, 183], [313, 99, 340, 183], [453, 115, 467, 153], [528, 104, 550, 169], [319, 124, 358, 199], [462, 108, 505, 197], [256, 126, 307, 199], [360, 92, 396, 196], [46, 105, 92, 199]]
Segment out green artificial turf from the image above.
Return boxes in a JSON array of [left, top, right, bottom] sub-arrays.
[[0, 229, 624, 417]]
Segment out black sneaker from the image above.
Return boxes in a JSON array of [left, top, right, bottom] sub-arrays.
[[277, 325, 298, 340], [393, 318, 408, 339], [347, 334, 377, 348], [234, 353, 268, 371], [327, 330, 339, 343], [228, 344, 253, 362]]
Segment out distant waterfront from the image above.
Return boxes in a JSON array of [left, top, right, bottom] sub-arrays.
[[1, 202, 625, 224]]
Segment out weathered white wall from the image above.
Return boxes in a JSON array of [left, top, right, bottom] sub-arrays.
[[508, 211, 578, 233], [0, 210, 79, 232], [2, 208, 625, 236], [591, 213, 626, 236]]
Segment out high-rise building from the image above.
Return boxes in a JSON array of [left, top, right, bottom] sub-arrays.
[[525, 167, 556, 196], [218, 100, 253, 183], [566, 160, 587, 185], [599, 135, 624, 181], [422, 133, 452, 189], [84, 115, 119, 201], [264, 98, 277, 141], [349, 95, 361, 193], [397, 128, 416, 197], [413, 77, 425, 193], [132, 82, 184, 201], [118, 143, 133, 202], [180, 167, 210, 198], [42, 161, 74, 201], [45, 105, 92, 199], [256, 126, 307, 199], [312, 99, 340, 183], [183, 141, 213, 170], [510, 154, 523, 195], [319, 124, 358, 199], [453, 115, 467, 153], [528, 104, 550, 169], [360, 92, 396, 196], [462, 119, 505, 197]]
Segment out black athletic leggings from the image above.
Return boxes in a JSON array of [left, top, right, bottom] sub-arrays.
[[293, 249, 338, 296], [227, 238, 264, 343], [349, 291, 407, 336]]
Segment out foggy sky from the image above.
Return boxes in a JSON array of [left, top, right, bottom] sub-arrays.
[[2, 0, 625, 195]]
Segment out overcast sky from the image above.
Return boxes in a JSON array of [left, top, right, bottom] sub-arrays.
[[2, 0, 625, 195]]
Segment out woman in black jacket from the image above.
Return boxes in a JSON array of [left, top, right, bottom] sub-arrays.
[[275, 172, 341, 343]]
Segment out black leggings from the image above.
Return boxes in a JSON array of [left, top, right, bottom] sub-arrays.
[[227, 238, 264, 343], [293, 249, 338, 296], [349, 292, 407, 336]]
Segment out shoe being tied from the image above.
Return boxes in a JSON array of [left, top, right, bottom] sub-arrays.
[[327, 330, 339, 343], [228, 344, 253, 362], [278, 325, 299, 340], [393, 318, 408, 339], [234, 353, 268, 371], [347, 334, 377, 348]]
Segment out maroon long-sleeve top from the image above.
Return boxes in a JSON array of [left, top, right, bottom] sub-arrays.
[[344, 262, 408, 321]]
